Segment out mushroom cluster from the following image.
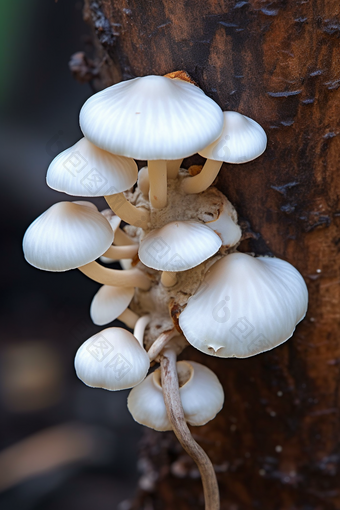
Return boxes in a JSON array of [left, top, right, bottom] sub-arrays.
[[23, 73, 308, 510]]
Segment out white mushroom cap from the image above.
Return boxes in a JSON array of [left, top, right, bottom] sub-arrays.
[[90, 285, 135, 326], [46, 137, 138, 196], [199, 111, 267, 164], [79, 75, 224, 161], [206, 200, 242, 247], [139, 221, 222, 271], [23, 202, 113, 271], [179, 252, 308, 358], [127, 360, 224, 431], [75, 327, 150, 391]]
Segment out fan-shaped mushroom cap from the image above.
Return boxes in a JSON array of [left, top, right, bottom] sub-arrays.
[[199, 111, 267, 164], [128, 360, 224, 431], [90, 285, 135, 326], [23, 202, 113, 271], [179, 252, 308, 358], [75, 327, 150, 391], [139, 221, 222, 272], [80, 75, 224, 161], [206, 200, 241, 247], [46, 137, 138, 196]]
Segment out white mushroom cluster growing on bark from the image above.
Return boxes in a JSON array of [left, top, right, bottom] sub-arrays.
[[22, 72, 308, 510]]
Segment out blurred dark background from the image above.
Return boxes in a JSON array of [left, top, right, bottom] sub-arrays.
[[0, 1, 141, 508]]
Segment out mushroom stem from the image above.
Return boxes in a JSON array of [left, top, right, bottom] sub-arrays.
[[114, 228, 136, 246], [148, 160, 167, 209], [133, 315, 151, 347], [137, 166, 149, 196], [148, 329, 177, 360], [78, 261, 150, 290], [161, 349, 220, 510], [104, 244, 139, 260], [167, 159, 182, 179], [161, 271, 177, 287], [117, 308, 139, 329], [105, 193, 150, 229], [182, 159, 222, 194]]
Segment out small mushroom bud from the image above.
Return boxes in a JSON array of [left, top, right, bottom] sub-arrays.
[[127, 361, 224, 431], [75, 327, 150, 391], [90, 285, 138, 328], [205, 198, 241, 247]]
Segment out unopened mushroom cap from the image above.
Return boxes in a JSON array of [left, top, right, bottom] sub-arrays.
[[179, 252, 308, 358], [90, 285, 135, 326], [46, 137, 138, 196], [23, 201, 113, 271], [80, 75, 224, 160], [206, 200, 242, 247], [127, 360, 224, 431], [139, 220, 222, 271], [199, 111, 267, 164], [75, 327, 150, 391]]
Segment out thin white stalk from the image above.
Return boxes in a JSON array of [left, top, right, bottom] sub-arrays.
[[167, 159, 182, 179], [105, 193, 150, 228], [133, 315, 151, 347], [161, 271, 177, 287], [104, 244, 139, 260], [148, 329, 177, 360], [118, 308, 139, 329], [78, 261, 150, 290], [138, 166, 149, 195], [148, 160, 167, 209], [161, 349, 220, 510], [182, 159, 222, 194]]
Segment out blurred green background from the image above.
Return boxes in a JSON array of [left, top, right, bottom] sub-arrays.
[[0, 2, 142, 509]]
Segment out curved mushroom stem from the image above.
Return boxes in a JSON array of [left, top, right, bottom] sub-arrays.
[[182, 159, 222, 194], [137, 166, 149, 196], [114, 228, 136, 246], [78, 261, 150, 290], [117, 308, 139, 329], [105, 193, 150, 229], [104, 244, 139, 260], [148, 160, 167, 209], [161, 271, 177, 287], [161, 349, 220, 510], [167, 159, 182, 179], [133, 315, 151, 347], [148, 329, 177, 360]]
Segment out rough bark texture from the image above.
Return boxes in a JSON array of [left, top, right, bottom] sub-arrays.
[[82, 1, 340, 508]]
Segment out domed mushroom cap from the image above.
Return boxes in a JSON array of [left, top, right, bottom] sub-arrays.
[[139, 221, 222, 271], [179, 252, 308, 358], [90, 285, 135, 326], [46, 137, 138, 197], [75, 327, 150, 391], [23, 202, 113, 271], [199, 111, 267, 164], [80, 75, 224, 161], [127, 360, 224, 431]]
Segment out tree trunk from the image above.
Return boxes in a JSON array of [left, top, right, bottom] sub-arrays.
[[82, 1, 340, 508]]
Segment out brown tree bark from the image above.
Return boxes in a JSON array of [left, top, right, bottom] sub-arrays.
[[81, 1, 340, 508]]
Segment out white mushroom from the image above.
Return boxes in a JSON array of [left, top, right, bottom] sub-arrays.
[[90, 285, 138, 328], [138, 220, 222, 287], [179, 252, 308, 358], [75, 327, 150, 391], [205, 198, 242, 247], [127, 361, 224, 431], [183, 111, 267, 194], [23, 201, 150, 290], [46, 137, 149, 229], [80, 75, 224, 209]]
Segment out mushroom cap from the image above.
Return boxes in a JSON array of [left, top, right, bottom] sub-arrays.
[[90, 285, 135, 326], [127, 360, 224, 431], [80, 75, 224, 161], [138, 220, 222, 272], [206, 200, 242, 247], [75, 327, 150, 391], [179, 252, 308, 358], [46, 137, 138, 197], [23, 201, 114, 271], [199, 111, 267, 164]]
